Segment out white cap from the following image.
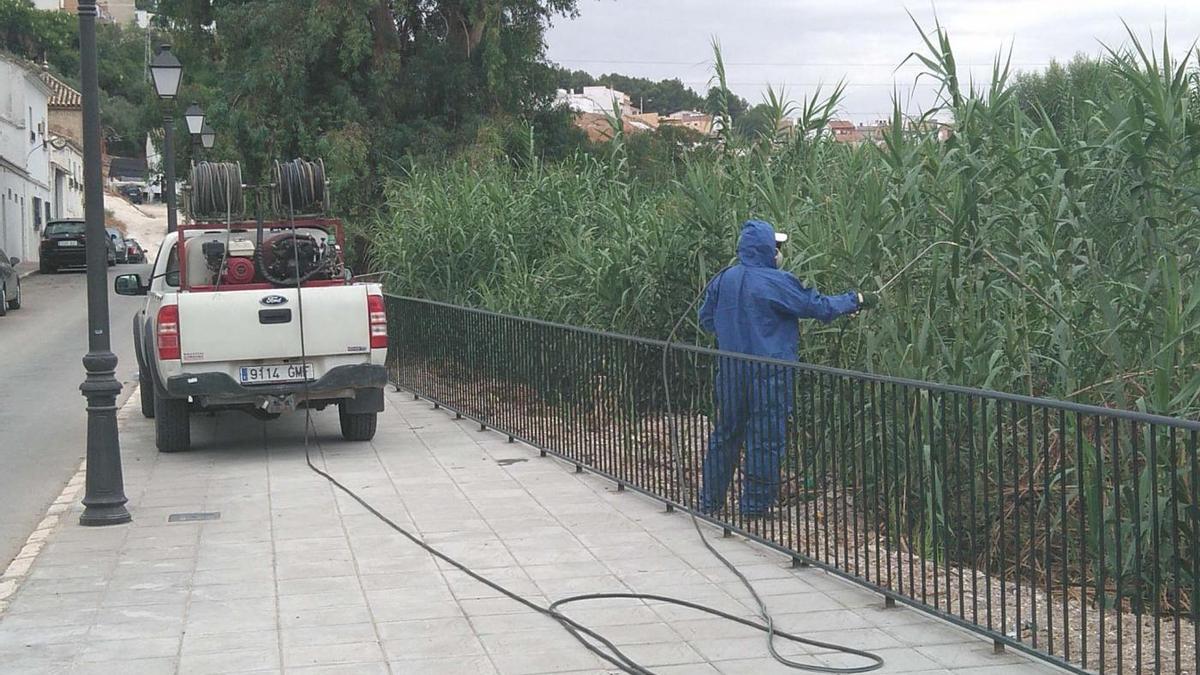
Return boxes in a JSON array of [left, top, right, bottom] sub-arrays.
[[774, 232, 789, 244]]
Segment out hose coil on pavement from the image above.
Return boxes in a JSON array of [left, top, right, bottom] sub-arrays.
[[272, 158, 327, 216], [188, 161, 244, 220]]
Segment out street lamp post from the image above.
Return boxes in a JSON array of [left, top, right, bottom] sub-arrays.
[[184, 104, 207, 159], [200, 123, 215, 152], [150, 45, 182, 233], [184, 103, 205, 137], [77, 0, 130, 527]]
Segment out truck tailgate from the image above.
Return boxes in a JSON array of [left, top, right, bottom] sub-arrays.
[[177, 286, 371, 364]]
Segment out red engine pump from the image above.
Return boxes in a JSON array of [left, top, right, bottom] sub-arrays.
[[223, 257, 257, 285]]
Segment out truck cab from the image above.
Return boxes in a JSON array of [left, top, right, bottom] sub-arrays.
[[117, 221, 387, 452]]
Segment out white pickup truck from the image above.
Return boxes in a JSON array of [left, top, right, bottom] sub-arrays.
[[115, 220, 388, 452]]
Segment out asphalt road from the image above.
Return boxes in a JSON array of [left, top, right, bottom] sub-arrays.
[[0, 266, 147, 569]]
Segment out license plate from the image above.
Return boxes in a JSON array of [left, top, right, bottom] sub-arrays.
[[58, 240, 80, 247], [239, 363, 314, 385]]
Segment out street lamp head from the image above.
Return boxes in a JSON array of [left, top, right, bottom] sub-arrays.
[[184, 103, 205, 135], [200, 122, 215, 150], [150, 45, 182, 99]]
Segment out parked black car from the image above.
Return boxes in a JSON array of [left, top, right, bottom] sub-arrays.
[[0, 248, 21, 316], [39, 220, 116, 273], [118, 184, 144, 204]]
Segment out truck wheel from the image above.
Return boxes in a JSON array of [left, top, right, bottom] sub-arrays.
[[8, 280, 19, 310], [338, 404, 377, 441], [0, 285, 6, 317], [139, 371, 155, 419], [154, 391, 190, 452]]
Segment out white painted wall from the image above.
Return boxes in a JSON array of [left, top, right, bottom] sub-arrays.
[[49, 140, 84, 220], [554, 87, 638, 116], [0, 55, 53, 263]]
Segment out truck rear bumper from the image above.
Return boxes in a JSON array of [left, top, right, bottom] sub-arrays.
[[166, 363, 387, 412]]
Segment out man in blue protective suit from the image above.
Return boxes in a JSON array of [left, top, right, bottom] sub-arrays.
[[698, 219, 876, 518]]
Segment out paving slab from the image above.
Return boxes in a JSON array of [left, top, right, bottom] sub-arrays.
[[0, 390, 1064, 674]]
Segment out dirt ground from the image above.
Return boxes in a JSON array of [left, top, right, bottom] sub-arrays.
[[105, 193, 167, 262]]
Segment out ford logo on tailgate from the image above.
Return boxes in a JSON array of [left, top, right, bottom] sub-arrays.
[[260, 295, 288, 306]]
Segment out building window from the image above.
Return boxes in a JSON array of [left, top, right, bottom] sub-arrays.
[[45, 202, 51, 225], [33, 197, 42, 228]]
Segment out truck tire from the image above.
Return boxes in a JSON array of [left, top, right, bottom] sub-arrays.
[[139, 371, 155, 419], [7, 280, 19, 310], [339, 403, 377, 442], [155, 392, 190, 452]]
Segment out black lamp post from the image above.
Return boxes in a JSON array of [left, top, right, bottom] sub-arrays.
[[200, 122, 216, 151], [185, 104, 207, 159], [77, 0, 130, 527], [184, 103, 205, 137], [150, 45, 182, 233]]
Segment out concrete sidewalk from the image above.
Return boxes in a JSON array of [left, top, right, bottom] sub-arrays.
[[0, 390, 1061, 674]]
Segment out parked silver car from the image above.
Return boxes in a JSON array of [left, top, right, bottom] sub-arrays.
[[106, 228, 128, 264], [0, 248, 22, 316]]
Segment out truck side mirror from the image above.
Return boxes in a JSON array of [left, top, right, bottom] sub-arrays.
[[114, 273, 148, 296], [9, 257, 18, 267]]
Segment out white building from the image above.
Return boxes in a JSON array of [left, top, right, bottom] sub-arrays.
[[554, 86, 639, 116], [48, 138, 84, 221], [39, 68, 85, 221], [0, 53, 53, 263]]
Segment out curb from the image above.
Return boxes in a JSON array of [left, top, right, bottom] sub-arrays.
[[108, 191, 156, 219], [128, 202, 155, 218], [0, 460, 86, 614], [0, 385, 140, 616], [18, 269, 38, 280]]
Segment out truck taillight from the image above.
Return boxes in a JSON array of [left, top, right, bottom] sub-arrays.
[[157, 305, 181, 360], [367, 294, 387, 349]]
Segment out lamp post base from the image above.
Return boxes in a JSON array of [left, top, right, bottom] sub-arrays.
[[79, 503, 132, 527], [79, 350, 131, 527]]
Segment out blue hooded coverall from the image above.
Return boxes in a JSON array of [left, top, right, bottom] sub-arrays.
[[698, 220, 861, 516]]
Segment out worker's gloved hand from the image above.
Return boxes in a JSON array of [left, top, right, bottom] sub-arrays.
[[857, 292, 879, 311]]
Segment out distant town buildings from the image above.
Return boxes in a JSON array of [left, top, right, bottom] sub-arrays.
[[558, 86, 954, 147], [659, 110, 714, 136], [826, 119, 953, 145], [556, 87, 717, 141], [31, 0, 137, 24], [555, 87, 641, 116]]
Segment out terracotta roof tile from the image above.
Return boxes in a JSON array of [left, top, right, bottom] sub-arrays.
[[39, 70, 82, 110]]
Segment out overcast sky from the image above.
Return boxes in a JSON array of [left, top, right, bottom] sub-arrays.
[[544, 1, 1200, 122]]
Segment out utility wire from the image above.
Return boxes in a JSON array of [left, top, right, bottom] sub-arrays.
[[553, 58, 1053, 67]]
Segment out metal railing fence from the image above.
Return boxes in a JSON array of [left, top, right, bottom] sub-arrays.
[[386, 295, 1200, 674]]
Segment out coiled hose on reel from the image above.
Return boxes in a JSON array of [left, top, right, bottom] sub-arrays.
[[188, 161, 244, 220], [272, 158, 327, 216]]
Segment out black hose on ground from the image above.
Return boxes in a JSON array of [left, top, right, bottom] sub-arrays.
[[292, 294, 883, 672], [279, 155, 880, 670]]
